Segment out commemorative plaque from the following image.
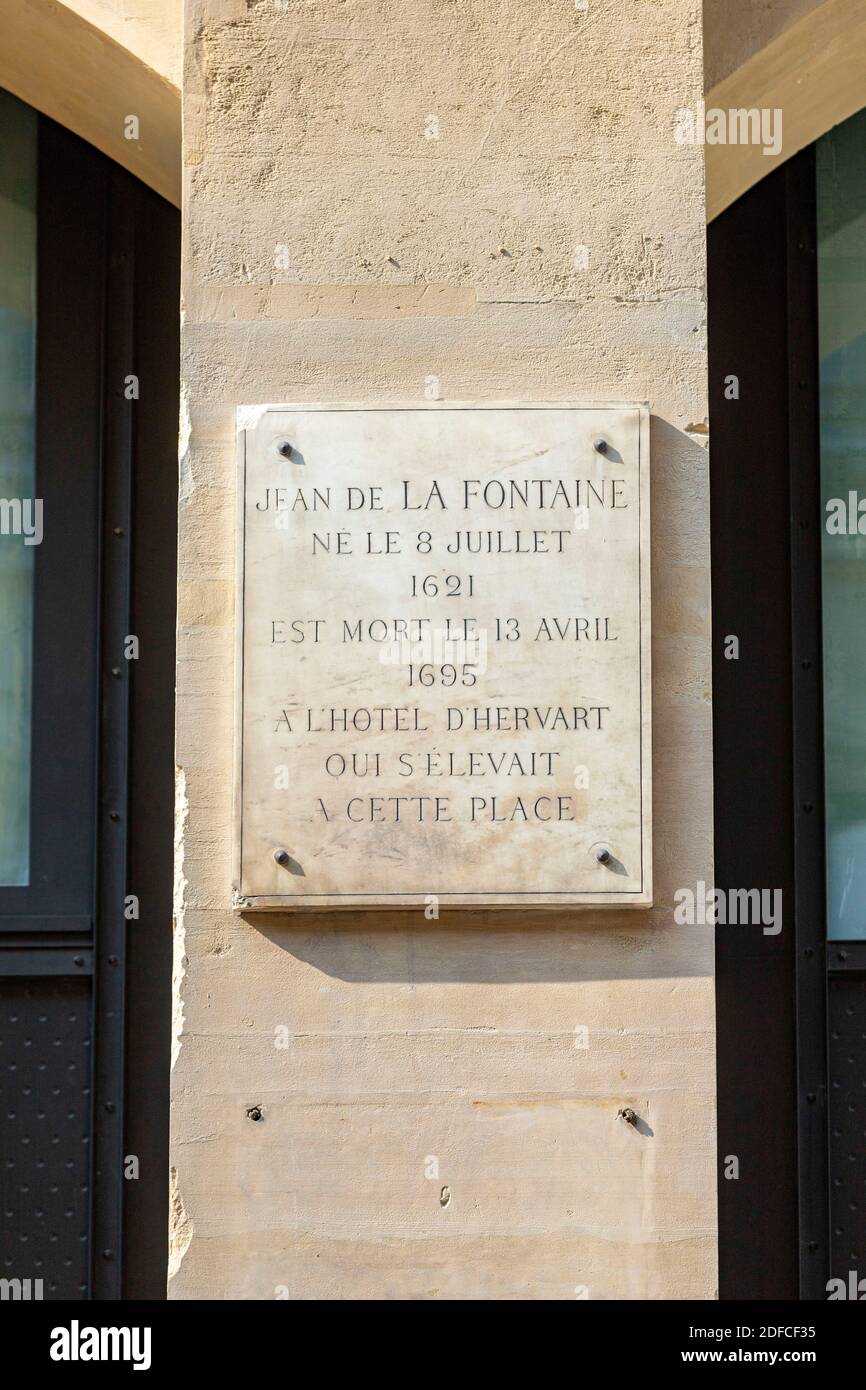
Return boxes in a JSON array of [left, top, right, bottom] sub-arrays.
[[234, 403, 651, 909]]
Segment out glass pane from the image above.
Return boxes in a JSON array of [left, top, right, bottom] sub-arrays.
[[0, 90, 37, 886], [818, 107, 866, 939]]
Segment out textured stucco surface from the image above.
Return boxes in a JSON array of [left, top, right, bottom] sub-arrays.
[[171, 0, 715, 1299]]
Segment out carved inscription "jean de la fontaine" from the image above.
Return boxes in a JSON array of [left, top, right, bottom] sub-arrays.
[[233, 403, 651, 910]]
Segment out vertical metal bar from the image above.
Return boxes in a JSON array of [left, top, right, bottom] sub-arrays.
[[709, 164, 801, 1297], [120, 188, 179, 1299], [91, 175, 137, 1299], [786, 149, 830, 1299]]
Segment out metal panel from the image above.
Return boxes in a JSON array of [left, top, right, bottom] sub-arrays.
[[0, 978, 92, 1298], [828, 975, 866, 1279]]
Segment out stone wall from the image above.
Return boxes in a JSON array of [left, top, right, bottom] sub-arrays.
[[171, 0, 715, 1299]]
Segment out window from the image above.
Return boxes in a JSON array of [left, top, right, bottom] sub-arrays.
[[817, 106, 866, 940], [0, 90, 37, 884]]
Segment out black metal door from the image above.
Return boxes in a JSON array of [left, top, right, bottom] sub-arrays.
[[0, 109, 179, 1299], [710, 144, 866, 1300]]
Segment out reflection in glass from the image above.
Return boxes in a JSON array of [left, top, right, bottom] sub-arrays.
[[0, 90, 37, 886], [818, 108, 866, 938]]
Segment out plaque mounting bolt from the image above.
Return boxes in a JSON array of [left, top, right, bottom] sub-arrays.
[[593, 437, 609, 455], [273, 848, 291, 867], [596, 847, 612, 865], [278, 441, 293, 459]]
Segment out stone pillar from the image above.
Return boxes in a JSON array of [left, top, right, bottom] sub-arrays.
[[172, 0, 714, 1299]]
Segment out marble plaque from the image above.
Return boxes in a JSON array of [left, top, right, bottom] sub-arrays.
[[233, 403, 651, 909]]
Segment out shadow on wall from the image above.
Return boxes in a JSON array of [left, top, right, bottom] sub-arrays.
[[240, 416, 713, 986], [240, 908, 714, 984]]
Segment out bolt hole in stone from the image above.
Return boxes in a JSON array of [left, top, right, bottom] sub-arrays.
[[617, 1106, 654, 1137], [277, 441, 305, 465], [592, 436, 624, 465], [591, 843, 627, 876], [246, 1106, 263, 1123], [439, 1186, 451, 1207], [273, 848, 305, 877]]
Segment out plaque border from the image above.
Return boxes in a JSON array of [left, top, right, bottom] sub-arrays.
[[232, 401, 651, 911]]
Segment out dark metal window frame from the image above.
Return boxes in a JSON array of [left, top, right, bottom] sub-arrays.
[[711, 143, 866, 1300], [0, 111, 178, 1299], [784, 149, 836, 1300], [785, 150, 830, 1301]]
